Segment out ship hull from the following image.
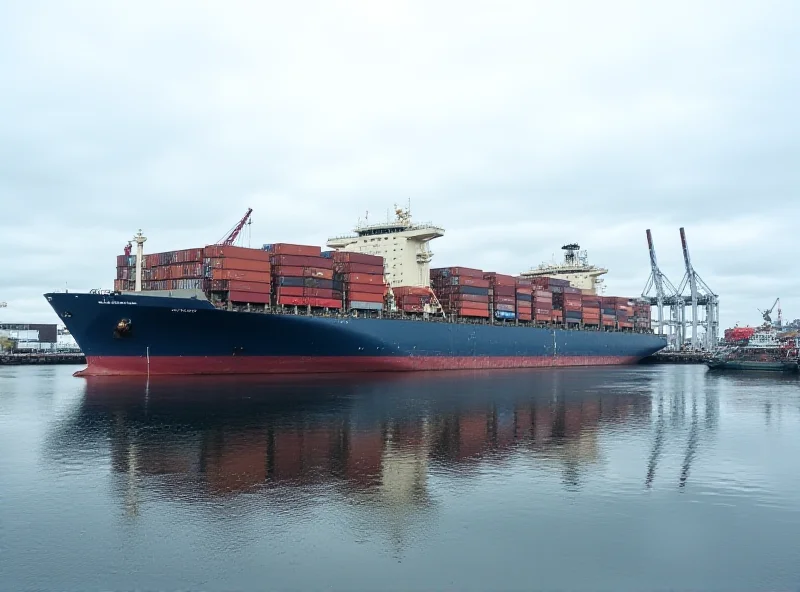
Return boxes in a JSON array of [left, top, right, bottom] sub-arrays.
[[707, 360, 799, 373], [45, 292, 665, 377]]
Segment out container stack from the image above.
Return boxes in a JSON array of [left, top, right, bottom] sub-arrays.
[[581, 295, 602, 327], [430, 267, 490, 318], [632, 300, 652, 331], [534, 289, 554, 323], [266, 244, 340, 309], [614, 298, 634, 329], [600, 296, 617, 328], [325, 251, 386, 311], [204, 245, 271, 304], [114, 254, 138, 291], [555, 286, 583, 326], [484, 273, 517, 321], [514, 278, 533, 322], [391, 286, 433, 314]]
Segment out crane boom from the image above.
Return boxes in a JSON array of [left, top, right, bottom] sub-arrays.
[[218, 208, 253, 246], [680, 227, 699, 347]]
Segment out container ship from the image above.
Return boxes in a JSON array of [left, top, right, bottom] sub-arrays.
[[45, 208, 665, 376]]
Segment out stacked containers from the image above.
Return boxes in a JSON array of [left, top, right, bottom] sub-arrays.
[[114, 254, 138, 291], [581, 294, 602, 326], [266, 244, 340, 309], [558, 286, 583, 325], [484, 273, 517, 321], [515, 278, 533, 322], [116, 248, 206, 292], [531, 277, 568, 323], [392, 286, 433, 314], [615, 298, 634, 329], [599, 296, 617, 327], [325, 251, 386, 311], [204, 245, 271, 304], [633, 300, 652, 330], [430, 267, 490, 318]]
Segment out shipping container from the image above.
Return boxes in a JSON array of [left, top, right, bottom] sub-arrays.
[[430, 267, 484, 279], [347, 291, 384, 303], [262, 243, 322, 257], [348, 301, 384, 311], [324, 251, 384, 266], [456, 307, 490, 318], [534, 314, 551, 322], [495, 304, 515, 312], [205, 245, 272, 262], [270, 254, 334, 269], [339, 273, 384, 285], [271, 266, 334, 280], [494, 310, 516, 320], [334, 262, 384, 275], [483, 272, 516, 286], [211, 269, 270, 282], [275, 296, 342, 309], [229, 291, 271, 304], [206, 258, 271, 272]]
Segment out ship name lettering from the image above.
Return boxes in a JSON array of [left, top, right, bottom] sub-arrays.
[[171, 308, 196, 313]]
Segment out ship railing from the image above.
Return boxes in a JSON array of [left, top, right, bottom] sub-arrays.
[[223, 303, 655, 334]]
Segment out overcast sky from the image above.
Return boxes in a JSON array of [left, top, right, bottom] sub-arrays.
[[1, 0, 798, 330]]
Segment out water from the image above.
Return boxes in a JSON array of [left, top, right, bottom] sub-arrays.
[[2, 365, 799, 591]]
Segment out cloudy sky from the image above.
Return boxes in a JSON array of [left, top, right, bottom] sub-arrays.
[[1, 0, 798, 330]]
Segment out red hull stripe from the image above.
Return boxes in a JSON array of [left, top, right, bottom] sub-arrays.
[[75, 355, 641, 376]]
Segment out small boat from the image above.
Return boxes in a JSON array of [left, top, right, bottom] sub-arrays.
[[707, 326, 800, 373]]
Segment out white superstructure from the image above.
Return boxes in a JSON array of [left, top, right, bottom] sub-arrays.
[[520, 244, 608, 294], [326, 207, 444, 288]]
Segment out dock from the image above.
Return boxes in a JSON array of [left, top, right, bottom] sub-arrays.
[[0, 353, 86, 366], [640, 351, 710, 365]]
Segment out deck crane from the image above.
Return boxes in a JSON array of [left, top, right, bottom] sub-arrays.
[[759, 298, 781, 327], [217, 208, 253, 246]]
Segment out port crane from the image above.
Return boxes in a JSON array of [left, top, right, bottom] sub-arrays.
[[217, 208, 253, 246], [758, 298, 781, 327]]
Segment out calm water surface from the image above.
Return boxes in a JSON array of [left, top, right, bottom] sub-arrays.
[[1, 365, 799, 591]]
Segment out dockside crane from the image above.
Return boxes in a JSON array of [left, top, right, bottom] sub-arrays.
[[217, 208, 253, 246], [642, 229, 680, 339], [676, 227, 719, 350], [758, 298, 782, 327]]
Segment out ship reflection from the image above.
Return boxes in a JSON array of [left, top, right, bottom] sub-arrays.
[[51, 370, 654, 543]]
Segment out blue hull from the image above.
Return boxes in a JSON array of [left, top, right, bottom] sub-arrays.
[[45, 292, 666, 375]]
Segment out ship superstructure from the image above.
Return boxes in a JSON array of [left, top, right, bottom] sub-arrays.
[[520, 244, 608, 295], [326, 207, 444, 288]]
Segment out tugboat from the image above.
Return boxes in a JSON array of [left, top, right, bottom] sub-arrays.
[[707, 325, 799, 373]]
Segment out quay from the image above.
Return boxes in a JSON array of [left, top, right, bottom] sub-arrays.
[[0, 353, 86, 366], [641, 351, 710, 365]]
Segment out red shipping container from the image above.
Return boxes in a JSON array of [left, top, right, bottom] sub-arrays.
[[276, 295, 342, 308], [518, 313, 532, 321], [276, 286, 305, 297], [204, 245, 272, 262], [492, 296, 515, 305], [335, 262, 384, 275], [393, 286, 431, 297], [516, 302, 532, 310], [347, 291, 384, 303], [330, 251, 384, 266], [456, 307, 490, 318], [264, 243, 322, 257], [341, 273, 384, 285], [211, 269, 271, 282], [441, 294, 490, 303], [207, 258, 271, 272], [270, 255, 334, 269], [344, 282, 385, 295], [272, 265, 331, 279], [402, 304, 425, 313], [483, 272, 516, 286], [228, 280, 271, 293], [229, 291, 270, 304], [492, 286, 515, 297], [430, 267, 484, 278]]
